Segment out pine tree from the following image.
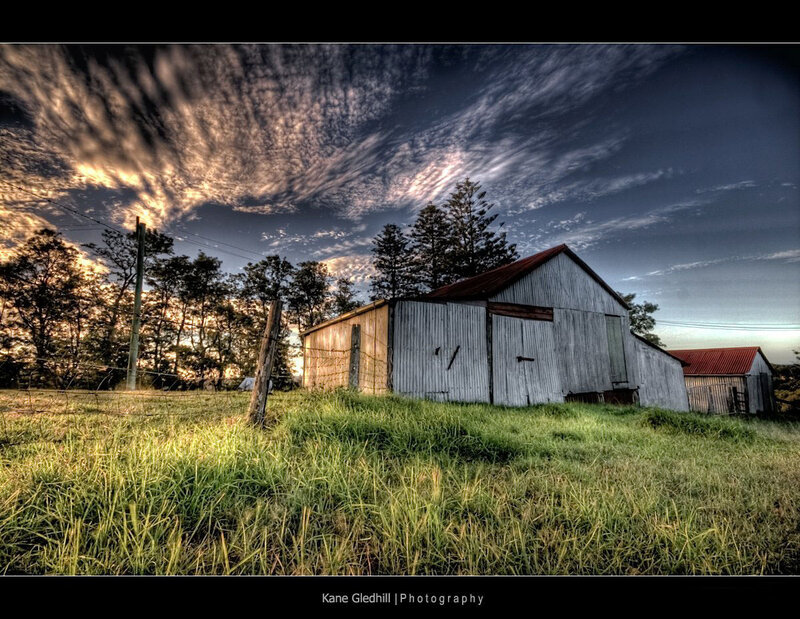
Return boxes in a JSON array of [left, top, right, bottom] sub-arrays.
[[331, 277, 362, 315], [370, 224, 419, 301], [444, 178, 518, 280], [410, 202, 454, 291]]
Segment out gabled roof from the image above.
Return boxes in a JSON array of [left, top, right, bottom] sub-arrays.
[[425, 244, 629, 308], [669, 347, 774, 376]]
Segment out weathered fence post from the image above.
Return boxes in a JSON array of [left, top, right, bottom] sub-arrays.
[[248, 299, 283, 427], [348, 324, 361, 391], [126, 217, 146, 390]]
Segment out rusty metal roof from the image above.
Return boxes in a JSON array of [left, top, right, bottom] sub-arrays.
[[669, 347, 771, 375], [425, 244, 629, 308]]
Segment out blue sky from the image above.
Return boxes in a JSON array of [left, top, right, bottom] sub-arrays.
[[1, 44, 798, 362]]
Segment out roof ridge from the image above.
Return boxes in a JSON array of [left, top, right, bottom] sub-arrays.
[[425, 244, 628, 308]]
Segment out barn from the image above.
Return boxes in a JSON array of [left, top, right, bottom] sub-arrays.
[[669, 347, 775, 414], [301, 244, 689, 411]]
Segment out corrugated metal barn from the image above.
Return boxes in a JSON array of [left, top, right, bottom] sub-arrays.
[[301, 244, 689, 411], [669, 347, 775, 414]]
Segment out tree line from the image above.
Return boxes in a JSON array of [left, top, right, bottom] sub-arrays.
[[0, 228, 362, 390]]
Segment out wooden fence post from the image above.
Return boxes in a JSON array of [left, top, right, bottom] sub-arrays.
[[348, 324, 361, 391], [248, 299, 283, 427]]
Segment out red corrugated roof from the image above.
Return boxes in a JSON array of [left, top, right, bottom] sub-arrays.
[[669, 347, 767, 375], [425, 244, 629, 308]]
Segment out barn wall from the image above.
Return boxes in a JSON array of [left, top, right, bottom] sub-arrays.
[[684, 376, 747, 414], [491, 252, 627, 315], [634, 339, 689, 411], [492, 315, 563, 406], [302, 304, 389, 394], [392, 300, 490, 403], [490, 251, 640, 396], [746, 353, 774, 414], [553, 308, 614, 394]]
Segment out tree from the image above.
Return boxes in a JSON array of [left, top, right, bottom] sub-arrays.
[[181, 253, 230, 387], [140, 254, 197, 386], [370, 224, 419, 301], [234, 256, 295, 389], [444, 178, 518, 280], [236, 256, 294, 313], [0, 229, 91, 384], [287, 261, 331, 332], [331, 277, 362, 315], [410, 202, 454, 291], [618, 292, 664, 347], [84, 227, 173, 365]]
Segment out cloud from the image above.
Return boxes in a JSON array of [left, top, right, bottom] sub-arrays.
[[0, 43, 683, 259], [0, 44, 431, 233], [322, 254, 376, 284], [623, 248, 800, 280], [519, 199, 703, 254]]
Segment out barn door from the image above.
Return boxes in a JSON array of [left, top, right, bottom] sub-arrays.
[[492, 315, 563, 406]]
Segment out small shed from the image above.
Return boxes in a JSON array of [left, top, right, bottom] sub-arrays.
[[301, 244, 689, 411], [670, 347, 775, 414]]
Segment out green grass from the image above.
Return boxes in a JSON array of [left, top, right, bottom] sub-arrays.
[[1, 388, 799, 574]]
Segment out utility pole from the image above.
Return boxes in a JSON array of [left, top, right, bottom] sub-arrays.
[[248, 299, 283, 427], [126, 217, 146, 390]]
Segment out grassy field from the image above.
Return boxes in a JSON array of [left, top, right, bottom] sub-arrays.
[[1, 388, 799, 575]]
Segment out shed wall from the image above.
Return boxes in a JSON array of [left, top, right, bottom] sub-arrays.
[[634, 339, 689, 411], [684, 376, 747, 414], [392, 300, 489, 403], [746, 353, 774, 414], [492, 315, 563, 406], [302, 304, 389, 394]]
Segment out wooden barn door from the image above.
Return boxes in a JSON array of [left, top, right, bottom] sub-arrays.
[[492, 315, 563, 406]]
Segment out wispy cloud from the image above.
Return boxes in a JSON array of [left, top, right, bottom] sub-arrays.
[[0, 44, 430, 232], [625, 248, 800, 280]]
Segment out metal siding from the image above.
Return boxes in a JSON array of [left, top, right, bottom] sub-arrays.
[[634, 338, 689, 411], [553, 308, 614, 394], [446, 302, 490, 403], [491, 252, 626, 315], [392, 300, 489, 403], [605, 315, 627, 383], [747, 353, 774, 414], [492, 315, 563, 406]]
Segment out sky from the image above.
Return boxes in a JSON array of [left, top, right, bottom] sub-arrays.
[[0, 44, 798, 362]]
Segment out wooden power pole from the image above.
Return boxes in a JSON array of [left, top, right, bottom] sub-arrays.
[[248, 299, 283, 427], [126, 217, 146, 390]]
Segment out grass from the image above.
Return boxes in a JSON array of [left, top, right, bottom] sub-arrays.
[[0, 388, 799, 574]]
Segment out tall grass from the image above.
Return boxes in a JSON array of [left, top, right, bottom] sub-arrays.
[[0, 389, 798, 574]]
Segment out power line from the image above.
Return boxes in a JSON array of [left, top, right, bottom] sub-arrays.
[[1, 180, 269, 264], [658, 319, 800, 331], [0, 180, 126, 234], [168, 228, 268, 260]]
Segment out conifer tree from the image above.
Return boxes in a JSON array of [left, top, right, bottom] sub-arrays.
[[444, 177, 518, 280], [410, 202, 454, 291], [370, 224, 419, 300]]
